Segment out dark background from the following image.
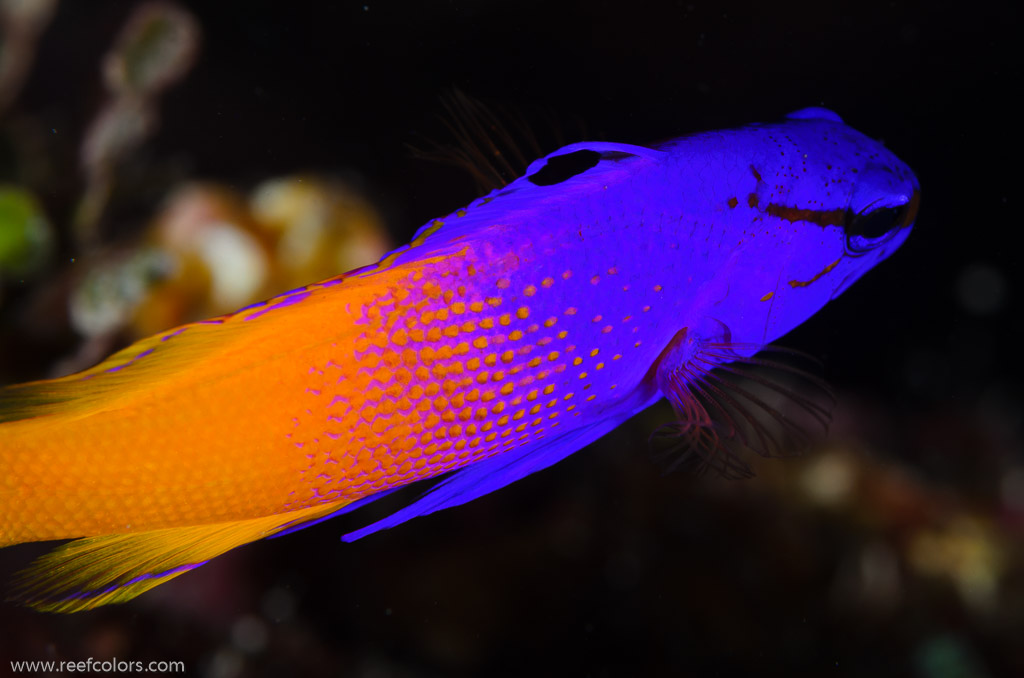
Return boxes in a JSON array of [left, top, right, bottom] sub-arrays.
[[0, 1, 1020, 676]]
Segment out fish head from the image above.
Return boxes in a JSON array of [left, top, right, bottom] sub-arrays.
[[702, 115, 920, 345], [827, 145, 920, 298]]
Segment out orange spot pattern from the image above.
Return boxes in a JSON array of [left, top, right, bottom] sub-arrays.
[[280, 250, 663, 510]]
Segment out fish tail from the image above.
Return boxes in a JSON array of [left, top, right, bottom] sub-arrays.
[[7, 500, 351, 613]]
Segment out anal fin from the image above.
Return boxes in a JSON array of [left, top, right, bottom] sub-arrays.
[[8, 500, 352, 613], [269, 488, 400, 539]]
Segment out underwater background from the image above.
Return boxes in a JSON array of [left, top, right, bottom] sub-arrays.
[[0, 1, 1018, 676]]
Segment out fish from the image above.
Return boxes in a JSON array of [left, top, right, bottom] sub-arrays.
[[0, 107, 919, 612]]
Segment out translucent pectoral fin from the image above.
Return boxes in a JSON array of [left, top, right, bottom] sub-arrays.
[[651, 329, 834, 479]]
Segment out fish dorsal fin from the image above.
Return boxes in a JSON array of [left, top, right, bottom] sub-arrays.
[[785, 107, 844, 123], [650, 328, 834, 478], [523, 141, 665, 185], [8, 500, 352, 612], [341, 416, 628, 542], [0, 321, 238, 423], [411, 89, 543, 192], [0, 276, 346, 423], [353, 140, 666, 278]]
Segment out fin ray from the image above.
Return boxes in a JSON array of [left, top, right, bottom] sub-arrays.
[[8, 500, 351, 613], [652, 338, 834, 479], [0, 319, 237, 423], [269, 488, 401, 539], [410, 88, 542, 192], [0, 273, 355, 424]]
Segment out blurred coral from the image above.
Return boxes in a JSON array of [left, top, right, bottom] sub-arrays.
[[68, 177, 390, 340], [0, 184, 52, 303], [0, 184, 52, 276], [76, 1, 200, 245], [250, 176, 392, 289], [0, 0, 57, 114]]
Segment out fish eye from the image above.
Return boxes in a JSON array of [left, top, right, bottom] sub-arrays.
[[844, 190, 919, 255], [847, 206, 904, 239]]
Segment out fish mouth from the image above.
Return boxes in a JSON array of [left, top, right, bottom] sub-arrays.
[[830, 269, 861, 300]]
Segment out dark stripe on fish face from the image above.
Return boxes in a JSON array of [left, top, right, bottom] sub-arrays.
[[767, 189, 919, 234], [765, 203, 847, 228]]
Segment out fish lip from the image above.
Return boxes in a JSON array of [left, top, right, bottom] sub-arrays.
[[830, 228, 911, 300], [830, 269, 861, 300]]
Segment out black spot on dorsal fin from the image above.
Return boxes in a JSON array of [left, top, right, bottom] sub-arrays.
[[527, 149, 602, 186]]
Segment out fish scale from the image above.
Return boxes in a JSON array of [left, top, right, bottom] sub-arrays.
[[291, 245, 664, 508], [0, 107, 919, 610]]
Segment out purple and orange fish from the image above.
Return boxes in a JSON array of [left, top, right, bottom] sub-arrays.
[[0, 108, 918, 612]]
